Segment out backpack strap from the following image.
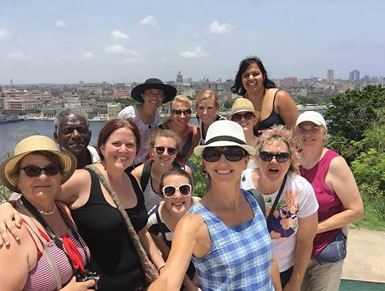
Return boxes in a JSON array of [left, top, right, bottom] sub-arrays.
[[248, 189, 266, 217], [140, 161, 153, 191]]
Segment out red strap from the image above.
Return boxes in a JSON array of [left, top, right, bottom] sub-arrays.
[[62, 234, 85, 273]]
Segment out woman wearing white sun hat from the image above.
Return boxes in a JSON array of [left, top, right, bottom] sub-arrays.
[[149, 120, 276, 291]]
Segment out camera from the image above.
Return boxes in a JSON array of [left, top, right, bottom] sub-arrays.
[[77, 269, 100, 290]]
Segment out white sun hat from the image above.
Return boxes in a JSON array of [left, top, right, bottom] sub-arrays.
[[194, 120, 256, 156], [296, 111, 327, 128]]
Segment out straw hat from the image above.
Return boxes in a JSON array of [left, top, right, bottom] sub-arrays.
[[194, 120, 256, 156], [227, 98, 260, 120], [296, 111, 326, 128], [131, 78, 177, 104], [0, 135, 77, 192]]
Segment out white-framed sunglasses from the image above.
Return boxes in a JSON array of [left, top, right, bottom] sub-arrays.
[[161, 184, 192, 198]]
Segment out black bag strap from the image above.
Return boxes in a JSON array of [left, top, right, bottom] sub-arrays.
[[154, 204, 171, 248], [266, 173, 288, 225], [140, 161, 153, 191], [247, 189, 266, 217]]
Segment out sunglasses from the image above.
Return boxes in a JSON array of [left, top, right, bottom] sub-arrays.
[[231, 112, 255, 122], [21, 164, 61, 177], [172, 109, 192, 116], [162, 184, 192, 198], [155, 146, 177, 155], [202, 147, 247, 162], [259, 151, 290, 163]]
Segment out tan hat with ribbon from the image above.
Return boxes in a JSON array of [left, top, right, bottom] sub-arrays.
[[0, 135, 77, 192], [227, 98, 260, 120]]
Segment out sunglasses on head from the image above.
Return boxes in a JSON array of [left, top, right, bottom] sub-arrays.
[[155, 146, 177, 155], [162, 184, 192, 198], [21, 164, 61, 177], [202, 147, 247, 162], [172, 109, 192, 116], [259, 151, 290, 163], [231, 112, 255, 122]]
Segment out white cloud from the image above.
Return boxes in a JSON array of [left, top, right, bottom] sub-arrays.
[[179, 46, 209, 58], [111, 30, 129, 41], [0, 29, 11, 40], [7, 52, 26, 60], [105, 44, 128, 55], [139, 15, 157, 26], [55, 20, 67, 28], [81, 52, 95, 59], [208, 21, 234, 34]]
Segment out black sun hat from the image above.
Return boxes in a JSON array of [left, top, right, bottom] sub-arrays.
[[131, 78, 177, 104]]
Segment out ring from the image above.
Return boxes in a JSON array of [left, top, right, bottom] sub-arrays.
[[0, 223, 6, 229]]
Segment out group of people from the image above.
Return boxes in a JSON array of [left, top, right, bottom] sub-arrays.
[[0, 56, 364, 291]]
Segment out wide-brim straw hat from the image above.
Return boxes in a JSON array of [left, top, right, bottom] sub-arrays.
[[131, 78, 177, 104], [0, 135, 77, 192], [194, 120, 256, 156], [227, 98, 260, 120]]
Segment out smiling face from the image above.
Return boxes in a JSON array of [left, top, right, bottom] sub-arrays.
[[196, 98, 218, 125], [162, 174, 193, 215], [141, 88, 165, 108], [16, 154, 62, 199], [202, 146, 249, 183], [152, 136, 177, 167], [241, 62, 265, 94], [231, 111, 258, 135], [171, 101, 191, 126], [296, 121, 327, 149], [258, 139, 291, 184], [54, 114, 91, 156], [100, 127, 137, 170]]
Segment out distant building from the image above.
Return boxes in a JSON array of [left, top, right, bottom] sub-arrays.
[[349, 70, 360, 82], [113, 89, 129, 99], [327, 69, 334, 84], [176, 71, 183, 84], [107, 103, 122, 119], [283, 77, 298, 87]]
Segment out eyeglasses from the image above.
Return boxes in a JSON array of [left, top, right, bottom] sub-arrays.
[[162, 184, 192, 198], [155, 146, 177, 155], [202, 147, 247, 162], [172, 109, 192, 116], [231, 112, 255, 122], [21, 164, 61, 177], [259, 151, 290, 163]]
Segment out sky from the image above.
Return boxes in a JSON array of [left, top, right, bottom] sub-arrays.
[[0, 0, 384, 84]]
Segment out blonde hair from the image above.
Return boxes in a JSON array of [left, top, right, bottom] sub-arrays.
[[171, 95, 192, 109], [148, 129, 181, 151], [256, 125, 299, 174], [195, 89, 219, 108]]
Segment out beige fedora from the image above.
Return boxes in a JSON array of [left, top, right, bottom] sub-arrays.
[[0, 135, 77, 192], [227, 98, 260, 120]]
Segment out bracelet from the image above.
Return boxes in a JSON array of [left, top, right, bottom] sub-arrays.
[[157, 263, 166, 272]]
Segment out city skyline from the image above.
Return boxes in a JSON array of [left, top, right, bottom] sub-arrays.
[[1, 0, 384, 85]]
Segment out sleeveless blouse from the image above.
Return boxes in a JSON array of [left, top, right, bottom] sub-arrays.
[[188, 190, 273, 290], [299, 149, 345, 257], [257, 90, 285, 131], [23, 219, 90, 291]]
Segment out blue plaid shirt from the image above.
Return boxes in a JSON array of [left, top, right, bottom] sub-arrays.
[[189, 190, 273, 291]]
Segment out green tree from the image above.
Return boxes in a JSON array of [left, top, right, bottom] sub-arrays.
[[224, 98, 236, 110]]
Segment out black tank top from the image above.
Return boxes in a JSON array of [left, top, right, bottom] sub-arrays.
[[71, 168, 148, 291], [257, 89, 285, 131]]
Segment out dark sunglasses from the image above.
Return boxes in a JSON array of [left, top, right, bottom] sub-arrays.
[[172, 109, 192, 116], [155, 146, 177, 155], [162, 184, 192, 198], [21, 164, 61, 177], [202, 147, 247, 162], [259, 151, 290, 163], [231, 112, 255, 122]]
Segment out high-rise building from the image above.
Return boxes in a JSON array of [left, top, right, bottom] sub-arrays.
[[176, 71, 183, 83], [349, 70, 360, 82], [327, 69, 334, 83]]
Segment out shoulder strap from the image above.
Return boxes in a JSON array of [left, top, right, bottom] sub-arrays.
[[140, 161, 152, 191], [266, 173, 287, 225], [247, 189, 266, 217], [154, 204, 171, 248], [272, 89, 281, 112]]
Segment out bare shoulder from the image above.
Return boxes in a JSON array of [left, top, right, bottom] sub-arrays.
[[328, 155, 350, 174], [60, 168, 92, 207], [131, 164, 144, 181], [176, 213, 207, 239], [276, 89, 295, 105]]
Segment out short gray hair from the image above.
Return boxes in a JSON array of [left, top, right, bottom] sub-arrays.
[[54, 108, 90, 134]]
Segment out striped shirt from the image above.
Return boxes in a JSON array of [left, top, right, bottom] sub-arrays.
[[188, 190, 273, 291]]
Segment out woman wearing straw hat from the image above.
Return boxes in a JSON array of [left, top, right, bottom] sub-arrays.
[[149, 120, 275, 291], [0, 135, 96, 290], [118, 78, 177, 166]]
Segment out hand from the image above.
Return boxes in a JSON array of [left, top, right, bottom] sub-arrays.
[[0, 202, 22, 247], [61, 276, 96, 290]]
